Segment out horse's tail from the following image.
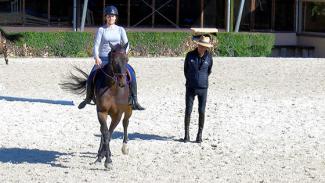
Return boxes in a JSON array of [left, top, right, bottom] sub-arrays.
[[60, 66, 89, 95], [0, 28, 22, 42]]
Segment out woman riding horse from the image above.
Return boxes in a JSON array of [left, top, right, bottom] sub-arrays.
[[61, 42, 133, 168], [78, 5, 145, 110]]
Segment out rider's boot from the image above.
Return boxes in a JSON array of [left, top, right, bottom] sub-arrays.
[[78, 72, 95, 109], [130, 79, 145, 110]]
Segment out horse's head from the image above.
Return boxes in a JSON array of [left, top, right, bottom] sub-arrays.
[[109, 42, 129, 88]]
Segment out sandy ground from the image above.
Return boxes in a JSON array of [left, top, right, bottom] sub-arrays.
[[1, 57, 325, 182]]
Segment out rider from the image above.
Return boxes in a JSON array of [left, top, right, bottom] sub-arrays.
[[78, 5, 145, 110]]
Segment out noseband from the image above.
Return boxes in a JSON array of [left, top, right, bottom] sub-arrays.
[[99, 51, 130, 84]]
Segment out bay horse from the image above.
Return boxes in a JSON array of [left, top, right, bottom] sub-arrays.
[[0, 29, 9, 64], [61, 43, 132, 168]]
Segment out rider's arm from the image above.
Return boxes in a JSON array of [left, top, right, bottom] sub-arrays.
[[93, 27, 104, 60], [120, 27, 129, 53]]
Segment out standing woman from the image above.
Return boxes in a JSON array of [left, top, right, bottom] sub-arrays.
[[78, 5, 145, 110]]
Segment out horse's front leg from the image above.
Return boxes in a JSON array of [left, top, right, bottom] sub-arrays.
[[122, 109, 132, 155], [93, 111, 111, 166], [92, 135, 104, 164], [121, 117, 130, 155], [103, 113, 122, 168]]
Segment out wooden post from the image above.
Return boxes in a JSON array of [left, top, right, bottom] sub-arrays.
[[230, 0, 234, 32], [250, 0, 255, 31], [22, 0, 25, 26], [226, 0, 230, 32], [127, 0, 130, 27], [152, 0, 155, 28], [297, 0, 303, 33], [200, 0, 204, 28], [73, 0, 77, 31], [48, 0, 51, 26], [176, 0, 179, 26], [80, 0, 89, 31], [103, 0, 106, 24], [301, 1, 307, 32], [235, 0, 245, 32], [271, 0, 275, 31]]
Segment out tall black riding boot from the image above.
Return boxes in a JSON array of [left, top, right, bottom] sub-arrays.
[[78, 72, 95, 109], [130, 79, 145, 110], [196, 113, 205, 143], [183, 114, 191, 143]]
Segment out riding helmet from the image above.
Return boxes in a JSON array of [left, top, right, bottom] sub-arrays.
[[105, 5, 118, 16]]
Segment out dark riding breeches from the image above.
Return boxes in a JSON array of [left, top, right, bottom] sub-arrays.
[[185, 87, 208, 115]]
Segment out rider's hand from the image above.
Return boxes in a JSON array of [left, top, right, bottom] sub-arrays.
[[95, 57, 102, 66]]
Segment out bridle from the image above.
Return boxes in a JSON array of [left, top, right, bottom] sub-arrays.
[[99, 50, 130, 84]]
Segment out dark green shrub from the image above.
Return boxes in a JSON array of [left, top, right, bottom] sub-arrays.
[[127, 32, 191, 56], [214, 32, 275, 57], [16, 32, 93, 57], [7, 31, 274, 57]]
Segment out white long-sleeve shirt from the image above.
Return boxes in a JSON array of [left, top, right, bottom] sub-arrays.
[[93, 24, 129, 59]]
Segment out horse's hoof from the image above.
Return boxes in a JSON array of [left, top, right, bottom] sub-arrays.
[[104, 158, 112, 169], [195, 138, 202, 143], [183, 137, 190, 143], [121, 143, 129, 155], [90, 157, 102, 165]]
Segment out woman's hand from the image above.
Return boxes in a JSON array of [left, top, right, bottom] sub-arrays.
[[95, 57, 102, 66]]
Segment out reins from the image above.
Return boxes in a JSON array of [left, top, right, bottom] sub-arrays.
[[98, 64, 130, 84]]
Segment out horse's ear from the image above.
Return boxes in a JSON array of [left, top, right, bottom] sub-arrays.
[[123, 42, 129, 51], [109, 42, 115, 51]]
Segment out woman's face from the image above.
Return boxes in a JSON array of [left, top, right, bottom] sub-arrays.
[[106, 14, 117, 25]]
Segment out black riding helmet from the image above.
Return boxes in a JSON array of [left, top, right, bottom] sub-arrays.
[[105, 5, 118, 16]]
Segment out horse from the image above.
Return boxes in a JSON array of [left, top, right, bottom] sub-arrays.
[[0, 29, 9, 65], [60, 42, 132, 168]]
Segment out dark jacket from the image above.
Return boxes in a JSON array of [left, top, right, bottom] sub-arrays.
[[184, 48, 213, 89]]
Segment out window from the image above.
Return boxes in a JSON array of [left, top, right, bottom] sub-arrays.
[[302, 1, 325, 33], [0, 0, 22, 25], [254, 0, 272, 30], [49, 0, 72, 26], [179, 0, 200, 28], [274, 0, 295, 31]]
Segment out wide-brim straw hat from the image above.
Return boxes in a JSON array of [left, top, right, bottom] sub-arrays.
[[196, 35, 213, 48]]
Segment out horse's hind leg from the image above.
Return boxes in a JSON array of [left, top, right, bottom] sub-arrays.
[[4, 44, 8, 65]]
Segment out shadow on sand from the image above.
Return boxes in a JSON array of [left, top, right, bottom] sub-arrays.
[[95, 131, 175, 141], [0, 148, 69, 167], [0, 95, 74, 106]]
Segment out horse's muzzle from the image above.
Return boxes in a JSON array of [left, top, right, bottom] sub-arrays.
[[116, 75, 126, 88]]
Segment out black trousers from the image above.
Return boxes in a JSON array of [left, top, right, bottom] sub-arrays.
[[185, 87, 208, 115]]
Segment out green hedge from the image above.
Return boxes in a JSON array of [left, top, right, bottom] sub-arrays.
[[127, 32, 191, 56], [15, 32, 93, 57], [215, 32, 275, 57], [7, 31, 274, 57]]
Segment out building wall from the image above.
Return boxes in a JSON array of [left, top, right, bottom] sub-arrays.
[[298, 35, 325, 57], [274, 33, 297, 45]]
